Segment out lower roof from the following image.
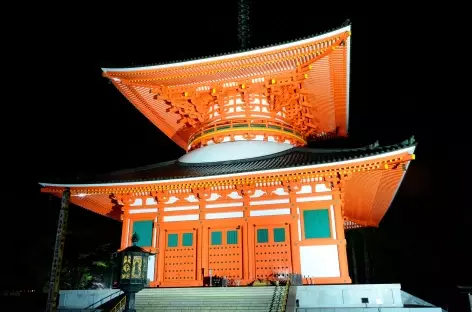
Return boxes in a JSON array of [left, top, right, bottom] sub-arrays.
[[41, 138, 416, 187], [40, 137, 416, 226]]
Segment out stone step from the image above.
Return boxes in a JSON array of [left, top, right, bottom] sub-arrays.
[[136, 308, 269, 312], [136, 308, 270, 311], [136, 303, 272, 307], [134, 285, 284, 312], [136, 295, 274, 299], [136, 300, 273, 304], [139, 287, 275, 291], [136, 297, 274, 302], [139, 288, 274, 293], [136, 304, 271, 307], [137, 293, 274, 297], [139, 294, 279, 298], [137, 292, 274, 297], [136, 302, 271, 306], [138, 294, 273, 298]]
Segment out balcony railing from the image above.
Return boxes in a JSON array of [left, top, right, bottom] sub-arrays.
[[188, 119, 306, 149]]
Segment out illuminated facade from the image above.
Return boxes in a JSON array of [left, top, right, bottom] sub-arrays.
[[41, 24, 416, 288]]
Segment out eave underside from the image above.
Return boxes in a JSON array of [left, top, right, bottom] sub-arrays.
[[42, 140, 416, 227], [46, 167, 409, 228]]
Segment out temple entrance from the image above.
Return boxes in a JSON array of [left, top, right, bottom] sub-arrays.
[[254, 224, 292, 280], [162, 229, 198, 283], [207, 227, 243, 281]]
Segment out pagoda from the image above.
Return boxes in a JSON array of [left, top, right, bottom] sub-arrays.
[[41, 23, 416, 289]]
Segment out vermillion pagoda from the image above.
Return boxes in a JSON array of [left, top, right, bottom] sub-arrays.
[[41, 24, 415, 289]]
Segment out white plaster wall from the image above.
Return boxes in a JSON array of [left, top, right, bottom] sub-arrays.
[[206, 202, 243, 209], [315, 183, 331, 192], [129, 208, 158, 214], [164, 205, 199, 212], [205, 211, 243, 219], [179, 141, 293, 163], [147, 255, 155, 282], [146, 197, 157, 205], [250, 198, 290, 205], [250, 208, 290, 216], [163, 214, 199, 222], [300, 245, 340, 278], [296, 195, 332, 202], [130, 198, 143, 206]]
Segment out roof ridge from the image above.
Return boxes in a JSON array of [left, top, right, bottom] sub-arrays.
[[303, 136, 417, 154], [103, 160, 177, 177], [297, 141, 380, 154]]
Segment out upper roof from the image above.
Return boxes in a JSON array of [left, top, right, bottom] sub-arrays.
[[102, 23, 351, 74], [102, 24, 352, 150]]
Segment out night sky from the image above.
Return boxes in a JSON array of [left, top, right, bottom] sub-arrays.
[[2, 5, 467, 309]]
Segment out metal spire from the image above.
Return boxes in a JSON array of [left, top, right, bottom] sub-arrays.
[[238, 0, 251, 49]]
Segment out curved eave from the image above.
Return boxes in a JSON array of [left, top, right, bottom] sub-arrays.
[[41, 145, 415, 223], [343, 145, 416, 227], [343, 166, 410, 227], [48, 192, 121, 220], [102, 25, 351, 73]]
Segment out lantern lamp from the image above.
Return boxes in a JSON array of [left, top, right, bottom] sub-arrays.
[[117, 233, 155, 312]]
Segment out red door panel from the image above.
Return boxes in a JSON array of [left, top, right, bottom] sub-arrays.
[[254, 224, 292, 280], [163, 230, 197, 282], [208, 227, 243, 280]]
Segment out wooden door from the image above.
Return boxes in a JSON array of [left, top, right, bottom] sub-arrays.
[[254, 224, 292, 280], [208, 227, 243, 280], [162, 229, 197, 282]]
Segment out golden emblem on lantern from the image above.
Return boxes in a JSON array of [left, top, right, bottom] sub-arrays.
[[121, 255, 131, 279], [131, 256, 143, 279]]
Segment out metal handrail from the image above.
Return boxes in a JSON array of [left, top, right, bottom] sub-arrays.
[[281, 279, 291, 312], [83, 290, 122, 310], [268, 285, 280, 312], [275, 285, 285, 312], [109, 295, 126, 312]]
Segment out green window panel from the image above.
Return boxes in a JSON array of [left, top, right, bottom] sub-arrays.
[[227, 230, 238, 244], [303, 209, 331, 239], [211, 231, 222, 245], [167, 233, 178, 247], [132, 220, 153, 247], [182, 233, 193, 247], [257, 229, 269, 243], [273, 228, 286, 242]]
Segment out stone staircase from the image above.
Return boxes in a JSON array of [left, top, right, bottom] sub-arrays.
[[135, 286, 282, 311]]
